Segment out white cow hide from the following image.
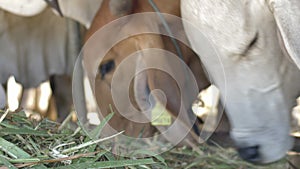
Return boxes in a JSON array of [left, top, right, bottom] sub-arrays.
[[0, 0, 103, 29], [58, 0, 103, 28], [181, 0, 300, 164], [0, 85, 5, 108], [0, 0, 47, 16], [0, 8, 68, 88]]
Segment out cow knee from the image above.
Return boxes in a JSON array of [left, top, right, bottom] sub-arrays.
[[50, 75, 73, 122]]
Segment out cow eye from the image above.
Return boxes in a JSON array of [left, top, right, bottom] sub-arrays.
[[242, 32, 258, 55], [99, 60, 115, 79], [248, 32, 258, 49]]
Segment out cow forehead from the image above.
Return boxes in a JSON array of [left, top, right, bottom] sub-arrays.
[[186, 0, 267, 54]]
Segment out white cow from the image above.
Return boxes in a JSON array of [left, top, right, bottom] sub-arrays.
[[0, 0, 102, 120], [182, 0, 300, 164], [0, 7, 74, 120], [0, 8, 68, 88], [0, 0, 103, 87]]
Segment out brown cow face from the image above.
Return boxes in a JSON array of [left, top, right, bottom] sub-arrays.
[[84, 0, 210, 145], [93, 30, 211, 145], [94, 34, 163, 138]]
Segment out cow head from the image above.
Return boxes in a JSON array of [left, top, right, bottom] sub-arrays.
[[182, 0, 300, 164], [91, 29, 210, 145], [83, 0, 214, 147]]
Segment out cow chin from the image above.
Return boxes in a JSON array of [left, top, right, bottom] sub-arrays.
[[223, 74, 300, 164], [222, 75, 299, 163], [231, 126, 293, 164]]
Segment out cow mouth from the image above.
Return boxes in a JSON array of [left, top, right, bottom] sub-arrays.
[[134, 76, 203, 140], [133, 83, 171, 125]]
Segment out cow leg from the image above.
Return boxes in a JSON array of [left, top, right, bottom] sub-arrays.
[[20, 89, 36, 111], [47, 95, 58, 121], [7, 77, 22, 111], [50, 75, 73, 122], [0, 84, 6, 109], [36, 81, 52, 117]]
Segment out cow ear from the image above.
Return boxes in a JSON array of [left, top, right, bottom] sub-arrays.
[[268, 0, 300, 69]]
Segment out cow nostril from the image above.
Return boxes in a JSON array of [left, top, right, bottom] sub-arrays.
[[238, 145, 260, 163]]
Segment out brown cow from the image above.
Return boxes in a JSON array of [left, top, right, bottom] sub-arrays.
[[83, 0, 222, 146]]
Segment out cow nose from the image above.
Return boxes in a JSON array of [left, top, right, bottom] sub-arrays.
[[237, 145, 260, 163]]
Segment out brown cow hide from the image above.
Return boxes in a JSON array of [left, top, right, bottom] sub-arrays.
[[83, 0, 211, 146]]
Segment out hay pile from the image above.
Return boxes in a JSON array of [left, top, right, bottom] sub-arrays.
[[0, 109, 290, 168]]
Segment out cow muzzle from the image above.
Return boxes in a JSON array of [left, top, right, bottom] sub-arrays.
[[231, 128, 293, 164], [237, 145, 260, 163]]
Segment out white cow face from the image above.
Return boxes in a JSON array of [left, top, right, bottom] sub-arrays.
[[182, 0, 300, 164]]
